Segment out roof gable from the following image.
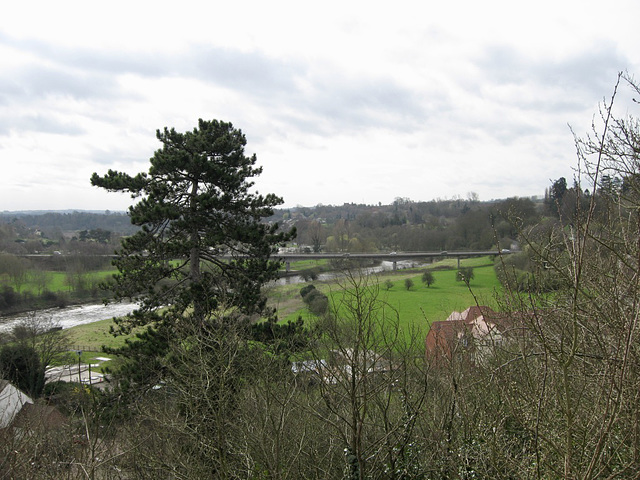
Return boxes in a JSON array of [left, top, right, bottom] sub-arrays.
[[0, 380, 33, 429]]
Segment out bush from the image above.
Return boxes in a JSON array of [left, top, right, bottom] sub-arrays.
[[308, 295, 329, 316], [300, 284, 329, 315], [299, 268, 319, 281], [40, 289, 58, 302], [304, 289, 329, 315], [300, 284, 317, 299], [0, 285, 18, 308]]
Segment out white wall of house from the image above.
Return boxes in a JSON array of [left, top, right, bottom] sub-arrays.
[[0, 381, 33, 429]]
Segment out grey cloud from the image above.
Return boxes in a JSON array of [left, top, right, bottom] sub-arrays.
[[187, 46, 429, 136], [0, 77, 21, 107], [257, 73, 432, 140], [189, 46, 300, 94], [314, 79, 426, 127], [476, 43, 626, 110], [89, 140, 155, 167], [1, 33, 298, 98], [21, 114, 86, 135], [19, 65, 121, 100], [438, 43, 629, 147], [0, 112, 86, 136], [0, 32, 165, 78]]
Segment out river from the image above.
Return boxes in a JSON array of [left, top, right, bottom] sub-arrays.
[[0, 260, 421, 334], [0, 301, 139, 334]]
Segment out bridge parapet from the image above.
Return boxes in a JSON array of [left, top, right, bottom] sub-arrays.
[[275, 250, 505, 263]]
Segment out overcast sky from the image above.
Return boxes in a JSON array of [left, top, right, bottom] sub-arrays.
[[1, 1, 639, 211]]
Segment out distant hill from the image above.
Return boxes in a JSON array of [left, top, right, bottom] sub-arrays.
[[0, 211, 138, 235], [0, 210, 126, 216]]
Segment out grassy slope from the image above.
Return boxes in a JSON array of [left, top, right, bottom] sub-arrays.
[[65, 318, 132, 352]]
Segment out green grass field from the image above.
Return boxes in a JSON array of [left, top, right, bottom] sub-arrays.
[[61, 317, 144, 367], [373, 260, 501, 337], [65, 318, 131, 351], [61, 256, 502, 355], [280, 257, 502, 328]]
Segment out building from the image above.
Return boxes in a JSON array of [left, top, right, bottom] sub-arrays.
[[0, 379, 33, 429], [425, 306, 507, 366], [0, 379, 66, 435]]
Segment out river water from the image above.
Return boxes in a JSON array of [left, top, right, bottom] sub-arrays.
[[0, 301, 139, 334]]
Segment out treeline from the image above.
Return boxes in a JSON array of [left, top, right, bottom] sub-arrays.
[[0, 210, 138, 256], [0, 210, 138, 235], [269, 174, 624, 258], [0, 191, 566, 256], [274, 195, 541, 253]]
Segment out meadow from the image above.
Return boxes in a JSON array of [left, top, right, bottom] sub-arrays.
[[278, 256, 501, 342], [64, 256, 501, 359]]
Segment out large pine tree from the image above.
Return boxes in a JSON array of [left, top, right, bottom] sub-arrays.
[[91, 119, 293, 331]]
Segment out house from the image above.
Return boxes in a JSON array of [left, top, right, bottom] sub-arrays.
[[0, 379, 33, 429], [11, 402, 67, 432], [291, 359, 330, 386], [0, 380, 66, 434], [425, 306, 507, 366]]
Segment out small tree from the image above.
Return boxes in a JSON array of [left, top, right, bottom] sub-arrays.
[[304, 289, 329, 316], [31, 268, 53, 295], [0, 254, 29, 293], [404, 278, 414, 290], [300, 284, 316, 299], [384, 279, 394, 290], [421, 270, 435, 288], [456, 267, 474, 285], [11, 314, 71, 371], [307, 270, 428, 478]]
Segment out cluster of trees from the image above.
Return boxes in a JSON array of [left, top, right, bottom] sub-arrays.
[[0, 317, 71, 398], [280, 194, 542, 254], [4, 76, 640, 479]]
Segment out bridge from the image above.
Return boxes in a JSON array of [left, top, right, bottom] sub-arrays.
[[276, 250, 509, 272], [18, 250, 510, 272]]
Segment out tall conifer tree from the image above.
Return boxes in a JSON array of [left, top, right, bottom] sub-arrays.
[[92, 119, 293, 331]]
